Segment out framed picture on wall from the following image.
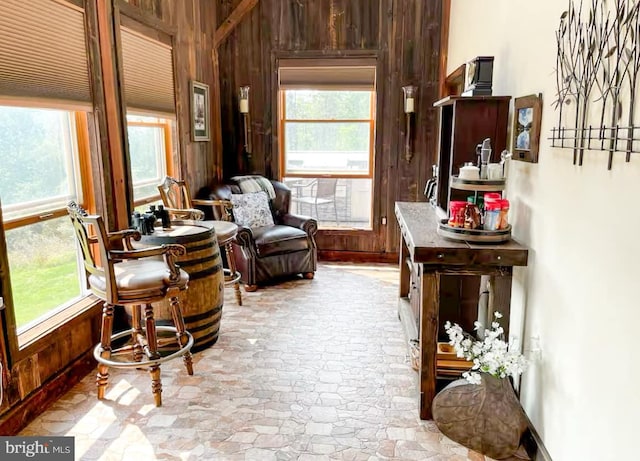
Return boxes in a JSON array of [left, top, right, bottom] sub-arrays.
[[512, 93, 542, 163], [190, 81, 210, 141]]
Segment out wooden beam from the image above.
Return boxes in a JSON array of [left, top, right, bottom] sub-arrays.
[[439, 0, 452, 98], [213, 0, 259, 49], [212, 48, 223, 181], [94, 0, 131, 230]]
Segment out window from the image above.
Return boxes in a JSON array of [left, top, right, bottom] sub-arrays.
[[281, 90, 374, 230], [0, 106, 88, 333], [126, 115, 173, 207]]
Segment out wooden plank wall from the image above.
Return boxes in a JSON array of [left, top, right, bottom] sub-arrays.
[[122, 0, 220, 192], [216, 0, 446, 254]]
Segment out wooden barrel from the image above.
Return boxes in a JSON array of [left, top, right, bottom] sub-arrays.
[[137, 221, 224, 352]]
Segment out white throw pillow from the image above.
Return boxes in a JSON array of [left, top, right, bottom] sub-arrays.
[[230, 191, 275, 228]]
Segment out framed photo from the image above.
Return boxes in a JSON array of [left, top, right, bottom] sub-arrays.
[[512, 93, 543, 163], [190, 81, 210, 141]]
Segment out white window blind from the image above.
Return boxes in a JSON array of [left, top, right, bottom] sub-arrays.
[[120, 27, 175, 116], [279, 58, 376, 91], [0, 0, 91, 110]]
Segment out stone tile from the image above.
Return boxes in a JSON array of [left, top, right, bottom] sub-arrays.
[[18, 263, 499, 461]]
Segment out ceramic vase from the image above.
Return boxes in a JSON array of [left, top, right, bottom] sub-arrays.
[[432, 373, 528, 459]]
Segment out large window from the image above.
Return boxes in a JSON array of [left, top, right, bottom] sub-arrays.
[[0, 106, 87, 332], [281, 90, 374, 230], [127, 115, 173, 207]]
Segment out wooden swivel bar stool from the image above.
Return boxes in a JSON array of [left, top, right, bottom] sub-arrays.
[[67, 202, 194, 407], [210, 220, 242, 305], [158, 176, 243, 305]]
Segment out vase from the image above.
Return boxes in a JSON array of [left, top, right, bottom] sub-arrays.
[[432, 373, 529, 460]]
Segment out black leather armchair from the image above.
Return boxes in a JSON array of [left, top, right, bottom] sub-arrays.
[[196, 178, 318, 291]]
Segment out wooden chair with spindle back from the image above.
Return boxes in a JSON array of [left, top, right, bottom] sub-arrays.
[[67, 201, 194, 407]]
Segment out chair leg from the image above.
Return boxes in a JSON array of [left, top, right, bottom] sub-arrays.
[[225, 243, 242, 306], [169, 295, 194, 376], [315, 201, 319, 222], [149, 365, 162, 407], [144, 304, 162, 406], [130, 304, 143, 362], [96, 302, 114, 400], [144, 304, 161, 361]]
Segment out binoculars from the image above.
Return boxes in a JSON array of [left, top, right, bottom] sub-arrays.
[[131, 205, 171, 235]]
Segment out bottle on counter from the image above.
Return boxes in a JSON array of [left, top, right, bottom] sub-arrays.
[[448, 201, 467, 228], [499, 199, 510, 229], [483, 200, 501, 231]]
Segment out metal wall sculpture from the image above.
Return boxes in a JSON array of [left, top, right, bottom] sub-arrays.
[[552, 0, 640, 169]]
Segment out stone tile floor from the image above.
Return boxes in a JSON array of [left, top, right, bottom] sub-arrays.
[[21, 263, 495, 461]]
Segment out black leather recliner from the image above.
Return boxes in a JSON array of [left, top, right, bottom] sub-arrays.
[[196, 178, 318, 291]]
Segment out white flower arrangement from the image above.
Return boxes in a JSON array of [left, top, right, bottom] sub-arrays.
[[444, 312, 528, 385]]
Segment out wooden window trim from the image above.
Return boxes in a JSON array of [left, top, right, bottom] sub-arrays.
[[127, 118, 173, 207]]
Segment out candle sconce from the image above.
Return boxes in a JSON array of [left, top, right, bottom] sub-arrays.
[[239, 86, 252, 157], [402, 85, 417, 162]]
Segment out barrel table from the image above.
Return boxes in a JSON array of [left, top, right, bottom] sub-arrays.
[[140, 221, 224, 352]]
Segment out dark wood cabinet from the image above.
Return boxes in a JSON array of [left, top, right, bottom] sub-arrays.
[[433, 96, 511, 214]]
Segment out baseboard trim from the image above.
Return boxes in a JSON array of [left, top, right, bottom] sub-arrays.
[[522, 416, 554, 461], [0, 351, 95, 435], [318, 250, 398, 263]]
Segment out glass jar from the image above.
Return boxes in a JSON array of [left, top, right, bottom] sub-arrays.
[[483, 201, 501, 231], [448, 201, 467, 228], [499, 199, 510, 229]]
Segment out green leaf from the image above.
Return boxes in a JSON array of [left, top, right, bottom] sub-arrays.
[[561, 10, 568, 19], [605, 46, 618, 58]]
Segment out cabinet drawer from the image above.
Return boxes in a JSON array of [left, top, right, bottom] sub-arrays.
[[418, 248, 528, 267]]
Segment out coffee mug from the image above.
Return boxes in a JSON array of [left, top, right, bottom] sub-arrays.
[[487, 163, 502, 180]]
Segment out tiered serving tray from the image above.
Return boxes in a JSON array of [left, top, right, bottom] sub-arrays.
[[438, 175, 511, 243], [437, 219, 512, 243], [450, 175, 506, 191]]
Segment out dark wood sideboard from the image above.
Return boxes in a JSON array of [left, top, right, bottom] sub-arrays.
[[395, 202, 528, 419]]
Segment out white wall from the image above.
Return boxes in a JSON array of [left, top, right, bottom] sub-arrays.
[[447, 2, 640, 460]]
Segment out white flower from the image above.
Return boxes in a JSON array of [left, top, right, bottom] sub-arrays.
[[443, 311, 528, 385]]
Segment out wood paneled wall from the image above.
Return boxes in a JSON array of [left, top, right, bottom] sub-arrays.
[[122, 0, 220, 192], [216, 0, 447, 254]]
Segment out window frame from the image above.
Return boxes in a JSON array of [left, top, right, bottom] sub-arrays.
[[278, 89, 376, 180], [0, 110, 96, 354], [126, 117, 174, 208]]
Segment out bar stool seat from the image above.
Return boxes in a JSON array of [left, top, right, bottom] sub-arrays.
[[210, 220, 242, 305]]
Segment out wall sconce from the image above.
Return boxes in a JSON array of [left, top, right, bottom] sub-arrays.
[[239, 85, 252, 156], [402, 85, 417, 162]]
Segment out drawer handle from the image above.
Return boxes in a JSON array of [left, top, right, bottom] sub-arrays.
[[437, 253, 444, 259], [497, 255, 502, 261]]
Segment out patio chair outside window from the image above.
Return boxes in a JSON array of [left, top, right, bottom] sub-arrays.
[[291, 178, 339, 225]]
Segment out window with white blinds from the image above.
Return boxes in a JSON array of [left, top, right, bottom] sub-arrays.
[[0, 0, 91, 110], [120, 27, 176, 116]]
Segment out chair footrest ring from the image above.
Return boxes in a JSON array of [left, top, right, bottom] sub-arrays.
[[223, 268, 241, 285], [94, 326, 194, 369]]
